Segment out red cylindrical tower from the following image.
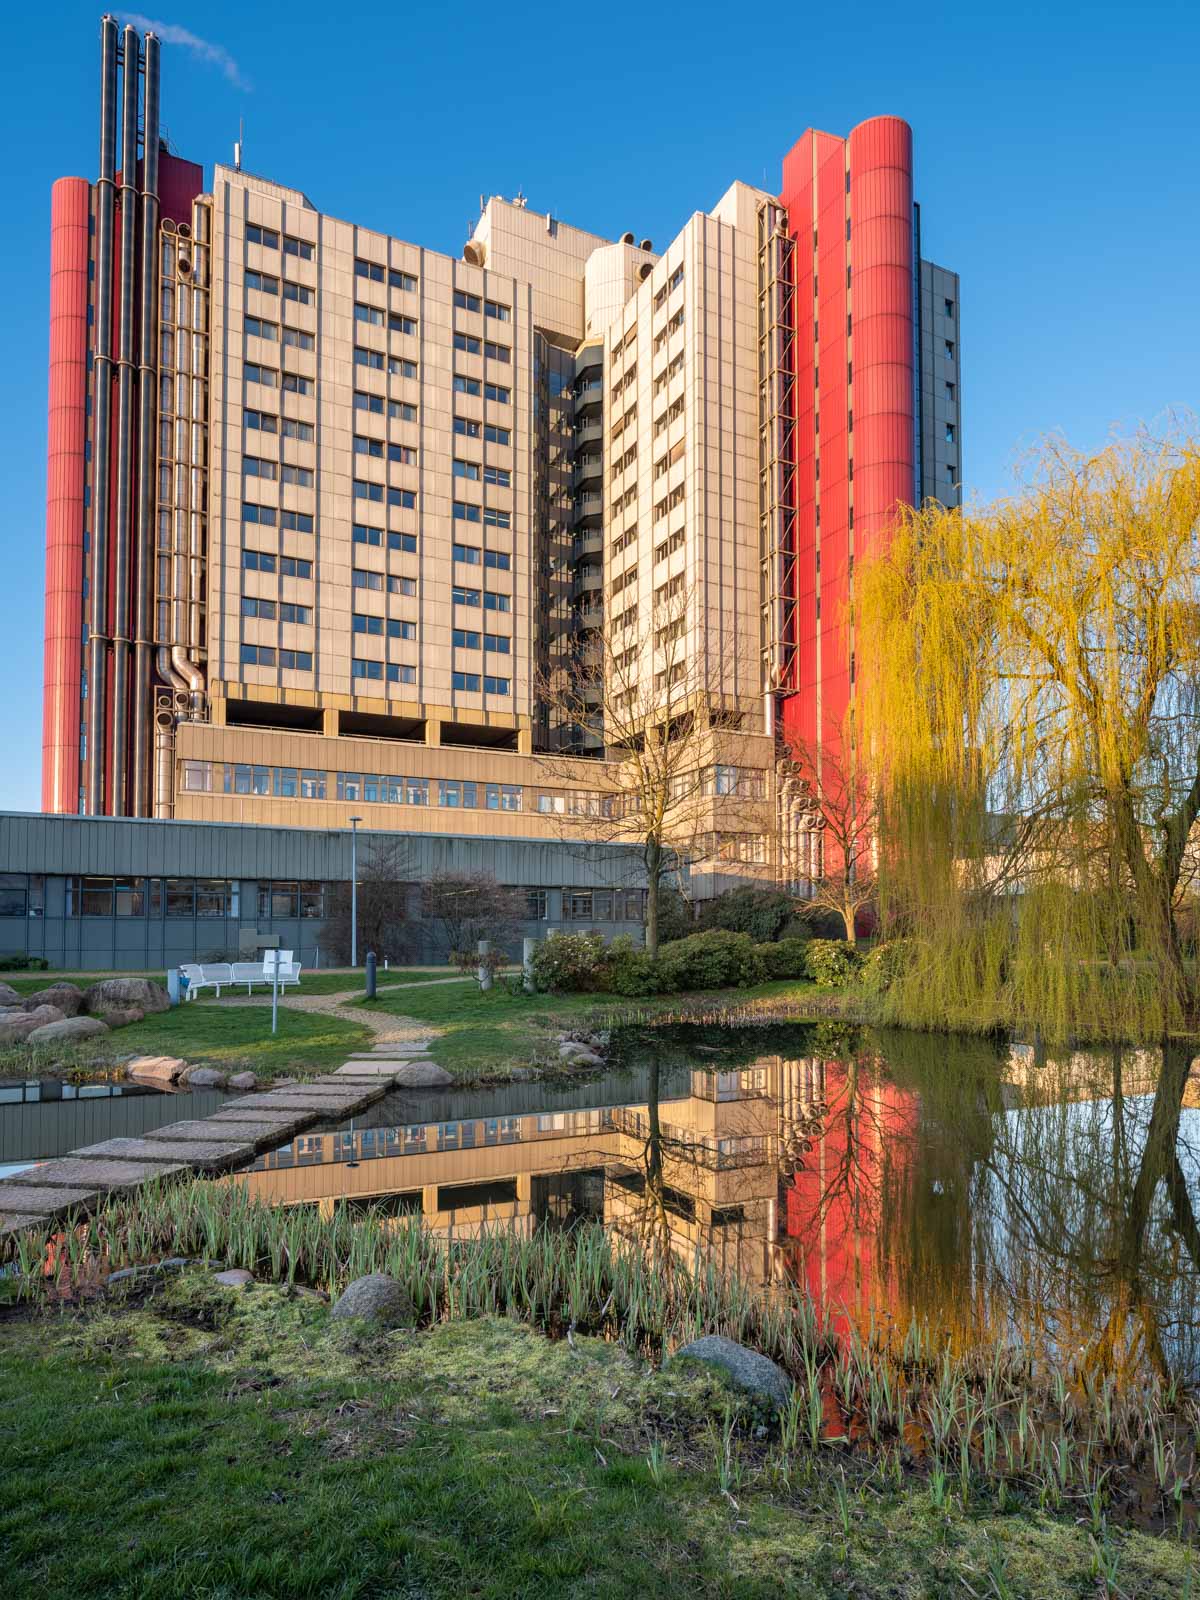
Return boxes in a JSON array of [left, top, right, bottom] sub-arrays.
[[847, 116, 914, 557], [42, 176, 92, 814]]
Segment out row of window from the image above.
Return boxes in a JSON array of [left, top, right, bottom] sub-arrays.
[[450, 629, 510, 653], [454, 417, 510, 446], [453, 289, 511, 321], [453, 502, 510, 527], [246, 224, 313, 259], [184, 764, 603, 815], [355, 258, 417, 291], [241, 644, 313, 669], [354, 613, 417, 639], [453, 332, 510, 362], [354, 348, 418, 379], [246, 269, 314, 305], [243, 505, 313, 532], [245, 316, 314, 351], [241, 597, 311, 623], [244, 457, 313, 487], [245, 362, 312, 393], [351, 659, 417, 684], [242, 550, 313, 578], [0, 873, 646, 924], [453, 459, 510, 486], [355, 303, 417, 336]]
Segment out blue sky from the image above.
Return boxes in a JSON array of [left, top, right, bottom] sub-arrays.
[[0, 0, 1196, 813]]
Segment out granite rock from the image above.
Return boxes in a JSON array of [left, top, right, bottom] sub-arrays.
[[331, 1273, 414, 1328], [669, 1335, 792, 1411]]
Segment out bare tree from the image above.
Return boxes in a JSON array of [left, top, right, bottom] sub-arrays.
[[782, 731, 879, 941], [421, 871, 526, 964], [322, 837, 414, 966], [537, 590, 764, 958]]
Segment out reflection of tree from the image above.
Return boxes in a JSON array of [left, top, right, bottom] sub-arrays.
[[974, 1041, 1200, 1383]]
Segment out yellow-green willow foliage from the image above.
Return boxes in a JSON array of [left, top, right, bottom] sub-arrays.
[[857, 427, 1200, 1042]]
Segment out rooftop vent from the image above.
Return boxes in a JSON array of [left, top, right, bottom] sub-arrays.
[[639, 238, 652, 251], [620, 230, 635, 245], [463, 240, 486, 268]]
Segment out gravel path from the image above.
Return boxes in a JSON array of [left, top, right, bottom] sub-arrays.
[[217, 976, 470, 1044]]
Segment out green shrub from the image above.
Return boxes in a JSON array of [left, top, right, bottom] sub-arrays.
[[655, 887, 694, 944], [754, 935, 812, 980], [0, 954, 49, 972], [658, 929, 766, 991], [860, 938, 913, 996], [695, 886, 800, 943], [804, 939, 862, 987], [608, 948, 669, 996], [531, 931, 609, 993]]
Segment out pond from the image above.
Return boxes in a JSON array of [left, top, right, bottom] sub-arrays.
[[5, 1024, 1198, 1389], [230, 1023, 1200, 1388]]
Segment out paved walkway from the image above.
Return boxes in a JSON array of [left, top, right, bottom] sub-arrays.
[[219, 975, 471, 1043], [0, 1039, 446, 1237]]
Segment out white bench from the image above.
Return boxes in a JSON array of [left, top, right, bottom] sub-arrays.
[[182, 958, 304, 999], [180, 962, 234, 999]]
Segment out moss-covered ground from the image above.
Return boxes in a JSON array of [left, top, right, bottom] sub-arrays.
[[0, 1274, 1192, 1598]]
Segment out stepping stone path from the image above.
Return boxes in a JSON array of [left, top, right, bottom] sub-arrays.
[[0, 1043, 450, 1235]]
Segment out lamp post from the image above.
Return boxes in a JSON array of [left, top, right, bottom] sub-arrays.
[[349, 815, 363, 968]]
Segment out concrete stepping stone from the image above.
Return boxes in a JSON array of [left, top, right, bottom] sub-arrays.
[[0, 1181, 96, 1216], [0, 1212, 50, 1236], [350, 1044, 433, 1058], [333, 1062, 401, 1078], [204, 1111, 317, 1143], [69, 1137, 255, 1173], [5, 1157, 188, 1195], [139, 1120, 259, 1145], [257, 1084, 383, 1108]]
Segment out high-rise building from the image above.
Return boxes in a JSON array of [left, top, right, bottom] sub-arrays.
[[41, 16, 959, 906]]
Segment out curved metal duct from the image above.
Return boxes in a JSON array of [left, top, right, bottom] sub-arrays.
[[132, 30, 160, 816], [87, 14, 119, 814]]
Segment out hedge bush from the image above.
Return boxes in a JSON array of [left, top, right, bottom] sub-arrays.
[[695, 886, 803, 944], [860, 937, 912, 996], [755, 935, 812, 980], [804, 938, 862, 988], [530, 931, 610, 993], [657, 929, 766, 991]]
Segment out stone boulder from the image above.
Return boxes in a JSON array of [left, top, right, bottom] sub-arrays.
[[0, 1005, 67, 1043], [330, 1273, 414, 1328], [183, 1066, 227, 1089], [212, 1268, 254, 1288], [669, 1335, 793, 1411], [0, 981, 22, 1008], [391, 1061, 452, 1089], [27, 1015, 110, 1045], [228, 1072, 258, 1091], [92, 1006, 144, 1030], [126, 1055, 187, 1085], [558, 1041, 604, 1069], [21, 983, 83, 1017], [83, 977, 170, 1017]]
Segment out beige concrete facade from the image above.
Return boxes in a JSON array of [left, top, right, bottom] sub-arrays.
[[167, 170, 781, 895]]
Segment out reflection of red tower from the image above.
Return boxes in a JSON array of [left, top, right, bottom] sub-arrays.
[[782, 1058, 919, 1336]]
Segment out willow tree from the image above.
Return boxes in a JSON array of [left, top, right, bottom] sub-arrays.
[[857, 427, 1200, 1041]]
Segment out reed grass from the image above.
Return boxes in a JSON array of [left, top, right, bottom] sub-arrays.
[[4, 1177, 1197, 1539]]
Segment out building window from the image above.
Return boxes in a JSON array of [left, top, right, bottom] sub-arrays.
[[439, 779, 478, 808], [242, 597, 276, 619], [243, 503, 276, 526], [388, 663, 417, 685], [389, 532, 417, 554], [483, 507, 510, 528], [453, 375, 482, 397], [946, 423, 956, 443], [246, 269, 278, 295], [484, 465, 510, 487], [453, 543, 480, 565], [454, 459, 480, 481], [484, 675, 509, 694], [180, 760, 212, 793], [243, 549, 277, 572], [485, 299, 510, 322], [484, 423, 510, 446], [280, 649, 312, 670], [389, 576, 416, 597], [281, 464, 313, 486], [483, 549, 510, 572], [0, 874, 43, 918], [389, 268, 417, 292], [226, 763, 272, 795], [244, 316, 277, 341], [355, 259, 386, 282], [245, 362, 277, 387], [487, 783, 522, 811], [280, 509, 313, 531], [355, 303, 385, 326], [354, 613, 384, 636], [454, 331, 481, 355], [453, 585, 480, 606], [484, 383, 510, 404], [453, 501, 481, 522], [241, 644, 276, 666], [484, 634, 510, 654], [484, 341, 510, 363], [282, 372, 313, 395], [453, 628, 480, 649], [387, 619, 416, 641], [246, 224, 278, 250], [388, 313, 417, 336], [454, 289, 481, 313], [281, 600, 311, 621], [454, 417, 480, 438], [945, 340, 954, 360], [944, 297, 954, 317], [283, 236, 313, 260], [352, 658, 383, 680], [281, 556, 312, 578], [283, 280, 312, 305], [525, 889, 548, 920], [452, 670, 480, 691]]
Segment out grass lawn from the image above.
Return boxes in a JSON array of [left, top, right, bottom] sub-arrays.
[[363, 977, 839, 1078], [0, 1002, 374, 1082], [0, 1276, 1191, 1600], [0, 965, 457, 999]]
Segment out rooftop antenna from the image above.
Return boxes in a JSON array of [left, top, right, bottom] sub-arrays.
[[234, 117, 243, 172], [514, 189, 527, 209]]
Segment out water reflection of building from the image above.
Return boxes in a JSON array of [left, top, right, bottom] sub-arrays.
[[779, 1059, 919, 1330], [228, 1058, 852, 1284]]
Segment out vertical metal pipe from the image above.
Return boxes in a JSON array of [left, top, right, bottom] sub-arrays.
[[133, 31, 160, 817], [110, 21, 140, 814], [87, 14, 119, 814]]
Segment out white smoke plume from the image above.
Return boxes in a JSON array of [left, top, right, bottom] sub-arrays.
[[119, 15, 248, 91]]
